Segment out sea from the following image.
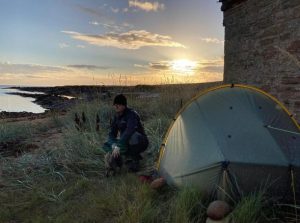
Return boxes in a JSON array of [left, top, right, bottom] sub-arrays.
[[0, 85, 46, 113]]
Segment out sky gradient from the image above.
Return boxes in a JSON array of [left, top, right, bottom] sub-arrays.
[[0, 0, 224, 86]]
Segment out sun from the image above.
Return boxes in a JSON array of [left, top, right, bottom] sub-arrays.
[[171, 59, 198, 74]]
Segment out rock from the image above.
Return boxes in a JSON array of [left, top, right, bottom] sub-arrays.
[[150, 177, 165, 189], [206, 216, 231, 223], [138, 175, 152, 184], [207, 200, 231, 220]]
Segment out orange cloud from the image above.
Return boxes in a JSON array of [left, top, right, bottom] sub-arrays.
[[0, 62, 67, 74], [135, 59, 224, 72], [67, 64, 111, 70], [128, 0, 164, 12], [62, 30, 185, 49], [201, 38, 224, 44]]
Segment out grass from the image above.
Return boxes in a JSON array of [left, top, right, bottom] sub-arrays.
[[0, 85, 299, 223], [230, 192, 265, 223], [0, 173, 205, 223], [168, 187, 206, 223], [0, 122, 33, 142]]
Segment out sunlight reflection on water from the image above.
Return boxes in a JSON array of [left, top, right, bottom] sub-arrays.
[[0, 86, 46, 113]]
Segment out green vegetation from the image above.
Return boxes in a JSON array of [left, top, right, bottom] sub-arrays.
[[0, 122, 33, 142], [0, 85, 298, 222], [230, 192, 265, 223]]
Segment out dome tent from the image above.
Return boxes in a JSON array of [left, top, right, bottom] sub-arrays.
[[157, 84, 300, 197]]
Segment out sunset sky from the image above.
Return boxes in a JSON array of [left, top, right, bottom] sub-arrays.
[[0, 0, 224, 86]]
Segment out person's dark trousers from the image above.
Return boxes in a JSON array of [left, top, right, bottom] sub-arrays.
[[126, 138, 148, 172]]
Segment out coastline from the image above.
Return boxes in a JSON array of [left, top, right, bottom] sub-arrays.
[[0, 86, 78, 119], [0, 85, 115, 119], [1, 82, 221, 119]]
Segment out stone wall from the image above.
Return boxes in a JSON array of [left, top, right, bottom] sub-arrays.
[[220, 0, 300, 123]]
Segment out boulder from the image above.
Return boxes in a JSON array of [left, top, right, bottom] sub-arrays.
[[138, 175, 152, 184], [150, 177, 165, 189], [206, 216, 231, 223], [207, 200, 231, 220]]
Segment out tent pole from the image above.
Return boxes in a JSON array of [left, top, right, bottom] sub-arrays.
[[222, 170, 228, 201], [290, 166, 298, 222], [220, 161, 230, 201], [265, 125, 300, 135]]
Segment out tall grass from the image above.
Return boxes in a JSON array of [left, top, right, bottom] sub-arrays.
[[0, 85, 202, 222], [230, 192, 266, 223], [0, 122, 33, 142], [168, 187, 206, 223], [0, 173, 208, 223], [1, 84, 299, 222]]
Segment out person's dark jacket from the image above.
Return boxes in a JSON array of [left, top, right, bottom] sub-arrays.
[[108, 107, 148, 154]]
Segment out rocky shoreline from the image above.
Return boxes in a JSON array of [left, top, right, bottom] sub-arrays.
[[1, 85, 117, 119], [6, 92, 77, 110], [1, 82, 221, 119], [1, 87, 80, 119]]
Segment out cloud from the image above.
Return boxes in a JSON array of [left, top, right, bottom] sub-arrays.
[[198, 61, 222, 66], [0, 62, 111, 86], [59, 43, 70, 48], [128, 0, 165, 12], [201, 38, 224, 44], [134, 62, 170, 70], [60, 43, 86, 49], [0, 60, 223, 86], [101, 23, 123, 31], [122, 22, 134, 29], [199, 65, 223, 73], [149, 62, 171, 70], [89, 21, 130, 32], [143, 59, 223, 83], [135, 59, 224, 73], [134, 61, 178, 71], [89, 21, 100, 26], [77, 5, 105, 18], [134, 64, 147, 69], [0, 62, 68, 75], [62, 30, 185, 50], [67, 65, 111, 70], [0, 73, 46, 80], [76, 4, 114, 24], [198, 59, 224, 72], [111, 7, 119, 13]]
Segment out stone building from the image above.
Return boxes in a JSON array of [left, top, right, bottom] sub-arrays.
[[219, 0, 300, 123]]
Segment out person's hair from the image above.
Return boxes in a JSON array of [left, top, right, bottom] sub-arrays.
[[113, 94, 127, 106]]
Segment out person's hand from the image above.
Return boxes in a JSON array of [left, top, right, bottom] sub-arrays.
[[111, 143, 117, 150], [111, 144, 120, 158]]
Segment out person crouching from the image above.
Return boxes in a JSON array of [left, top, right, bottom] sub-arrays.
[[103, 94, 149, 176]]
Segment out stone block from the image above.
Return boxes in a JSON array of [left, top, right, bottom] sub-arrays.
[[281, 0, 300, 10], [287, 40, 300, 54], [281, 77, 300, 85], [222, 0, 300, 122]]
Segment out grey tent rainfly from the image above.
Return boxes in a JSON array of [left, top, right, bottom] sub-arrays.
[[157, 84, 300, 199]]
